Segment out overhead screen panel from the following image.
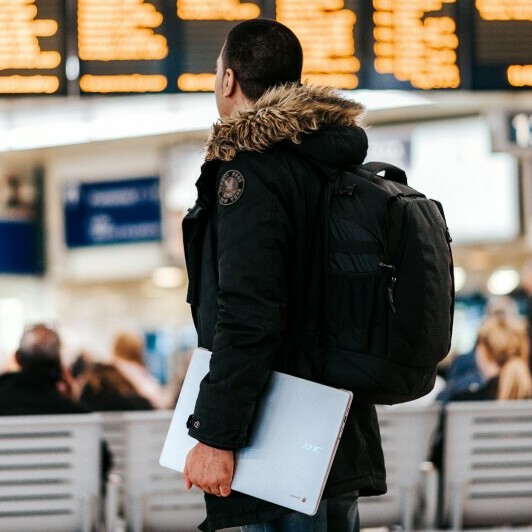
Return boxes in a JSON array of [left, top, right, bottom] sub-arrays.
[[175, 0, 263, 92], [470, 0, 532, 89], [0, 0, 66, 95], [362, 0, 461, 90], [408, 118, 520, 244], [0, 0, 530, 95], [366, 117, 521, 245], [77, 0, 171, 94]]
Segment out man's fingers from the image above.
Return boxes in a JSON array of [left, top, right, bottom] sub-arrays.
[[185, 477, 231, 496], [184, 443, 234, 495], [183, 463, 192, 490], [203, 485, 229, 497], [220, 483, 232, 497]]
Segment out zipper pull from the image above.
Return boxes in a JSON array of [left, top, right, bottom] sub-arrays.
[[387, 276, 397, 314], [445, 227, 452, 243], [379, 262, 397, 313]]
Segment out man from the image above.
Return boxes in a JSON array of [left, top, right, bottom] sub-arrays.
[[0, 323, 113, 482], [0, 323, 86, 415], [182, 19, 385, 532]]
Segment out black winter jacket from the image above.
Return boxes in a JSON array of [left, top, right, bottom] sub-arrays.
[[183, 84, 386, 532], [0, 371, 89, 415]]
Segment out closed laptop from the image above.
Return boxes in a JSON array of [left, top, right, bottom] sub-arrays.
[[160, 347, 352, 515]]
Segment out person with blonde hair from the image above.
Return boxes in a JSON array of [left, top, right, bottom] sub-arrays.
[[112, 331, 167, 409], [429, 315, 532, 470], [437, 294, 522, 402], [474, 315, 532, 400]]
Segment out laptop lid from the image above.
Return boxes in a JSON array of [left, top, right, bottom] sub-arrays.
[[160, 348, 352, 515]]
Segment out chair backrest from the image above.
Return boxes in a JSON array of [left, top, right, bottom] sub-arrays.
[[443, 399, 532, 530], [121, 410, 206, 532], [0, 414, 102, 532], [358, 404, 440, 530], [101, 412, 128, 478]]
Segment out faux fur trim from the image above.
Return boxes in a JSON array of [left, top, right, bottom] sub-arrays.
[[205, 83, 365, 161]]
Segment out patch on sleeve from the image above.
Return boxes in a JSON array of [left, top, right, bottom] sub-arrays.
[[218, 170, 245, 206]]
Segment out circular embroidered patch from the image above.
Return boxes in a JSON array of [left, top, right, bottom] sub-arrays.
[[218, 170, 245, 206]]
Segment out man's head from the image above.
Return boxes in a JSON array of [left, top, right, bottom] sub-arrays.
[[215, 19, 303, 117], [15, 324, 62, 381]]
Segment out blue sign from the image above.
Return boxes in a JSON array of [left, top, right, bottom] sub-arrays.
[[63, 177, 162, 248], [0, 221, 43, 274], [0, 169, 44, 275]]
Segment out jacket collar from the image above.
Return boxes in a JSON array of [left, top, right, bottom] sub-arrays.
[[205, 83, 365, 162]]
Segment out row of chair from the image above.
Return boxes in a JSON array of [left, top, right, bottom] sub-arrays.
[[1, 401, 532, 531], [0, 411, 203, 532], [0, 414, 103, 532], [359, 400, 532, 531]]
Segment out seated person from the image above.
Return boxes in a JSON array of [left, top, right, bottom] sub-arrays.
[[0, 323, 112, 480], [436, 346, 484, 402], [429, 314, 532, 469], [112, 331, 168, 409], [455, 314, 532, 401], [80, 362, 154, 411], [437, 295, 521, 401], [0, 323, 87, 415]]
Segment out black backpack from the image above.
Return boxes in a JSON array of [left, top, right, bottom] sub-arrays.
[[321, 162, 454, 404]]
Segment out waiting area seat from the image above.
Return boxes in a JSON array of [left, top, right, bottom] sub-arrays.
[[443, 400, 532, 530], [105, 410, 206, 532], [2, 401, 532, 531], [357, 404, 440, 531], [0, 414, 102, 532]]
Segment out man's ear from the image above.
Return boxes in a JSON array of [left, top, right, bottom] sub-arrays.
[[222, 68, 238, 98], [14, 350, 22, 368]]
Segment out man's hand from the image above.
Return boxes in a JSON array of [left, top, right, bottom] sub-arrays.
[[184, 442, 234, 497]]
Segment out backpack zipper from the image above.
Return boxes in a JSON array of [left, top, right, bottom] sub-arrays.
[[378, 262, 397, 313]]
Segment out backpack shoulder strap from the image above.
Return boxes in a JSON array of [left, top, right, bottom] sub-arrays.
[[357, 162, 408, 185]]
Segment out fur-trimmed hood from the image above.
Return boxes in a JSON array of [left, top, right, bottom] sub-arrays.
[[205, 83, 365, 162]]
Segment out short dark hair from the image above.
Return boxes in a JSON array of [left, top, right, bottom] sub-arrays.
[[222, 19, 303, 101], [16, 324, 62, 381]]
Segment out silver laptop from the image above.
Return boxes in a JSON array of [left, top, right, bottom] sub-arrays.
[[160, 347, 352, 515]]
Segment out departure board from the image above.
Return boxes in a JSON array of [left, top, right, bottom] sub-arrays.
[[77, 0, 170, 93], [176, 0, 363, 91], [0, 0, 66, 94], [470, 0, 532, 89], [0, 0, 530, 96], [174, 0, 263, 93], [365, 0, 461, 90], [277, 0, 361, 89]]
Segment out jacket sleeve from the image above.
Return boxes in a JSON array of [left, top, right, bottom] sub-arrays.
[[187, 154, 291, 449]]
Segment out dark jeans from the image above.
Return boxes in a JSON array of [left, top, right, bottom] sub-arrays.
[[240, 493, 359, 532]]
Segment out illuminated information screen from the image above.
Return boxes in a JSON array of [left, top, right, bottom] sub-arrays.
[[174, 0, 263, 92], [471, 0, 532, 89], [77, 0, 170, 93], [0, 0, 66, 94], [366, 0, 460, 90], [0, 0, 530, 95]]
